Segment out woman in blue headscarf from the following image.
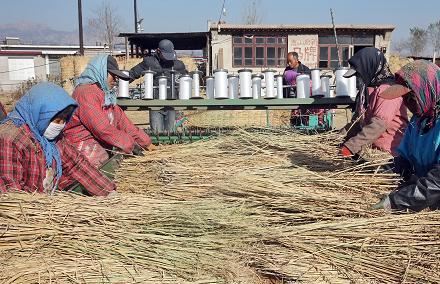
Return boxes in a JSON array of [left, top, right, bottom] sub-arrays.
[[63, 55, 152, 168], [0, 82, 116, 196]]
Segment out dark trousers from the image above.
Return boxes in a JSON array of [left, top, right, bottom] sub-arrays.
[[149, 110, 176, 133]]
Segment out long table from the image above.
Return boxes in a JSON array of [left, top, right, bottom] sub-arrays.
[[117, 97, 355, 111]]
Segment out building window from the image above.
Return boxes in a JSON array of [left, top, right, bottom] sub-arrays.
[[8, 57, 35, 81], [318, 34, 374, 68], [233, 36, 287, 68]]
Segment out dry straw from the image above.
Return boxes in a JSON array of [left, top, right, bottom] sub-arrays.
[[1, 129, 439, 283]]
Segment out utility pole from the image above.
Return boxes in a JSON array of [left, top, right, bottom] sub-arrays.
[[77, 0, 84, 55], [330, 8, 341, 67], [134, 0, 138, 33]]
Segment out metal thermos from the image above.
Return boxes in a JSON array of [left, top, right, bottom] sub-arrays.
[[275, 74, 284, 99], [335, 67, 350, 97], [214, 69, 228, 99], [158, 75, 168, 100], [191, 71, 202, 98], [311, 69, 322, 97], [205, 76, 215, 99], [227, 74, 239, 99], [178, 74, 192, 100], [117, 70, 130, 99], [296, 74, 310, 99], [263, 69, 276, 98], [238, 69, 252, 99], [320, 75, 331, 98], [169, 68, 177, 100], [252, 74, 263, 99], [142, 70, 155, 100]]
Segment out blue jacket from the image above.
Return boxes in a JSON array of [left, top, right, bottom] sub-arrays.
[[397, 116, 440, 177], [390, 116, 440, 211]]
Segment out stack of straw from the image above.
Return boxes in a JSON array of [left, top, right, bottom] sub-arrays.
[[1, 129, 439, 283]]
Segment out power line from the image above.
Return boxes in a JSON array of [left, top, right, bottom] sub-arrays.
[[0, 61, 59, 74]]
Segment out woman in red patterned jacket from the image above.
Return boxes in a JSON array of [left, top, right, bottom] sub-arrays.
[[63, 55, 152, 168], [0, 82, 115, 196]]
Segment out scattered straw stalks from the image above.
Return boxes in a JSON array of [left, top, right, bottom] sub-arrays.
[[2, 129, 439, 283]]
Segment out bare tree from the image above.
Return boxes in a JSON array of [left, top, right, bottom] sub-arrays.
[[408, 27, 428, 57], [87, 1, 122, 52], [392, 39, 409, 56], [428, 20, 440, 56], [242, 0, 263, 25]]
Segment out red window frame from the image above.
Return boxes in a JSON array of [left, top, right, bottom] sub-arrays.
[[233, 36, 287, 68]]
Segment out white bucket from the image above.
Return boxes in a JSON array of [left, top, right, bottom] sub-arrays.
[[311, 69, 322, 97], [205, 76, 215, 99], [142, 70, 155, 100], [158, 75, 167, 100], [178, 74, 192, 100], [335, 67, 350, 97], [238, 69, 252, 99], [117, 71, 130, 99], [296, 74, 310, 99], [275, 74, 284, 99], [214, 69, 228, 99], [263, 69, 276, 98], [320, 75, 331, 98]]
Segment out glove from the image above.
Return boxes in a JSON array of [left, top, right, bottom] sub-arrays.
[[340, 145, 353, 158], [132, 144, 145, 156], [106, 190, 119, 199], [146, 143, 157, 152], [371, 195, 392, 211]]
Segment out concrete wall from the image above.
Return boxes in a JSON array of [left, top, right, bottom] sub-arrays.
[[375, 31, 393, 60], [287, 34, 319, 69], [0, 55, 47, 92], [209, 29, 392, 76]]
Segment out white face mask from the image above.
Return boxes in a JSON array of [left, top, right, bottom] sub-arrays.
[[43, 122, 66, 141]]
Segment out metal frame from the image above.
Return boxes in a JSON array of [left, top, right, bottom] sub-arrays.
[[118, 98, 355, 111]]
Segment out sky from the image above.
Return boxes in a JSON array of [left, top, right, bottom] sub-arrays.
[[0, 0, 439, 43]]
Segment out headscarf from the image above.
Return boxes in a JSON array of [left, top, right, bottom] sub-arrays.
[[395, 60, 440, 133], [349, 47, 395, 114], [75, 54, 116, 106], [2, 82, 78, 189]]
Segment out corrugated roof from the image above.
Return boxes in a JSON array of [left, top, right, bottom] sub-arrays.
[[209, 23, 395, 31]]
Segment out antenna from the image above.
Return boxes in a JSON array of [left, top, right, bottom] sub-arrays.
[[218, 0, 226, 23], [330, 8, 341, 67]]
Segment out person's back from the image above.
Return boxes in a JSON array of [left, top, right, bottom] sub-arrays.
[[360, 84, 408, 155]]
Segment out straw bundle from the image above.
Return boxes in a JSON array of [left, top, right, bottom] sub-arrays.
[[389, 55, 414, 74], [184, 110, 291, 128], [59, 56, 75, 94]]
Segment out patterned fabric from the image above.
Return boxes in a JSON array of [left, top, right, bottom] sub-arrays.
[[395, 60, 440, 133], [0, 102, 6, 120], [75, 54, 117, 106], [0, 122, 115, 196], [1, 83, 77, 191], [64, 83, 151, 166]]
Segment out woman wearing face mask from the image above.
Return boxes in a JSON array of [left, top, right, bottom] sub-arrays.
[[0, 82, 116, 196], [339, 47, 409, 157], [63, 55, 152, 168], [372, 60, 440, 212]]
